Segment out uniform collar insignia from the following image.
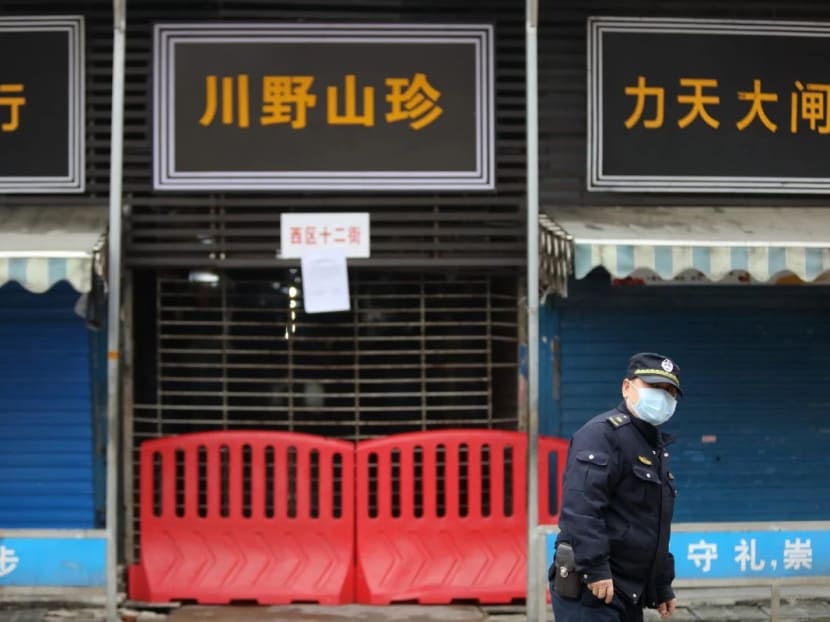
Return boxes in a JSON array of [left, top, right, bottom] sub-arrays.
[[637, 455, 653, 466]]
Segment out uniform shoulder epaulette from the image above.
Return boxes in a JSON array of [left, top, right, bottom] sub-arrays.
[[607, 413, 631, 428]]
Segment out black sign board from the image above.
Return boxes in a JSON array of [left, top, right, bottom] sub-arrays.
[[588, 17, 830, 193], [0, 16, 84, 193], [154, 23, 494, 191]]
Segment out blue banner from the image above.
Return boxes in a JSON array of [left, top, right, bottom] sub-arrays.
[[0, 536, 105, 586], [544, 526, 830, 582], [672, 529, 830, 579]]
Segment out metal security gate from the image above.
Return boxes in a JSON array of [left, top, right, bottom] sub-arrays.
[[129, 268, 519, 560], [134, 270, 518, 438]]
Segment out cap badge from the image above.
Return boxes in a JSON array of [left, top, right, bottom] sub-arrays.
[[638, 455, 653, 466], [661, 359, 674, 372]]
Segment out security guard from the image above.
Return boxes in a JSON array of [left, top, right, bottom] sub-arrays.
[[549, 353, 683, 622]]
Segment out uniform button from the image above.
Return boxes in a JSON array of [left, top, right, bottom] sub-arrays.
[[588, 454, 595, 459], [652, 450, 657, 455], [646, 473, 651, 478], [664, 452, 669, 457], [633, 593, 637, 598]]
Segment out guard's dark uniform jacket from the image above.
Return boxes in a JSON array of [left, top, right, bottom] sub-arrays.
[[555, 402, 677, 609]]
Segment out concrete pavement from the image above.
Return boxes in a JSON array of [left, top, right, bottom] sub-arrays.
[[165, 605, 486, 622], [4, 586, 830, 621], [483, 587, 830, 621]]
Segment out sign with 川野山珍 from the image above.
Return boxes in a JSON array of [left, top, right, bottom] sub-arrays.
[[154, 23, 494, 191]]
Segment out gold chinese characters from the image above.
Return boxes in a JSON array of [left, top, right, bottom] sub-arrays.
[[199, 73, 443, 130], [624, 76, 830, 134], [0, 83, 25, 132]]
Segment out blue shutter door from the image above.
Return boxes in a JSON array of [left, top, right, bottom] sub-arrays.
[[0, 282, 95, 528], [542, 281, 830, 522]]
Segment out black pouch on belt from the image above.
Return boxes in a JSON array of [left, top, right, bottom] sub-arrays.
[[550, 542, 581, 599]]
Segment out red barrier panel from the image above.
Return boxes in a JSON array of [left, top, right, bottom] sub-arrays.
[[540, 435, 569, 528], [355, 430, 568, 604], [128, 431, 354, 604]]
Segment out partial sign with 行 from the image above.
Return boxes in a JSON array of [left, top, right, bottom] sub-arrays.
[[280, 213, 370, 259], [0, 16, 84, 193], [154, 23, 494, 191], [588, 17, 830, 193]]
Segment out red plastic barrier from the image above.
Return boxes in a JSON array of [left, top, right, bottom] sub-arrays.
[[128, 431, 354, 604], [355, 430, 568, 604], [540, 435, 569, 527]]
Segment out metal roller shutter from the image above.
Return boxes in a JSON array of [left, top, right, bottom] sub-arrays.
[[541, 277, 830, 522], [0, 283, 95, 528]]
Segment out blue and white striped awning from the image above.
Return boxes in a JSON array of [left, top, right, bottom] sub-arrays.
[[543, 207, 830, 285], [0, 206, 106, 293]]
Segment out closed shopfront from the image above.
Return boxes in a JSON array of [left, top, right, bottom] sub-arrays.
[[0, 6, 108, 587], [537, 1, 830, 523], [120, 0, 528, 567]]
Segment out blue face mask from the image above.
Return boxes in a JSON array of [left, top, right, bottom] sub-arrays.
[[631, 386, 677, 426]]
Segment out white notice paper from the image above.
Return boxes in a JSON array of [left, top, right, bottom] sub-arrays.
[[301, 249, 351, 313]]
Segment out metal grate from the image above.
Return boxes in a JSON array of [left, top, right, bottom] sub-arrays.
[[134, 269, 518, 440]]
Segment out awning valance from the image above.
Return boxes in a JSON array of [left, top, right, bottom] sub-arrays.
[[0, 206, 107, 293], [541, 207, 830, 294]]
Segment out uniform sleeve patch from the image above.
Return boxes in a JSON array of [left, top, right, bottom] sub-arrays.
[[575, 450, 609, 466]]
